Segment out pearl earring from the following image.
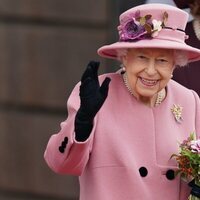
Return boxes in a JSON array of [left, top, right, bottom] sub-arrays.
[[120, 64, 126, 72]]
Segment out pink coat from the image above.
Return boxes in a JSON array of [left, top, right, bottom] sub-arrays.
[[44, 71, 200, 200]]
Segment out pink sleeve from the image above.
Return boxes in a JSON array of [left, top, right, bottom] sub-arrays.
[[44, 83, 95, 176]]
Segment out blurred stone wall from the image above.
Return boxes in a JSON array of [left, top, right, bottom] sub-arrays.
[[0, 0, 143, 199], [0, 1, 111, 200]]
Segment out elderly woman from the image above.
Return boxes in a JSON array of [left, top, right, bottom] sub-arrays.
[[44, 3, 200, 200]]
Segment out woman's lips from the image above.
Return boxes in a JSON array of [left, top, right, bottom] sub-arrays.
[[139, 77, 158, 87]]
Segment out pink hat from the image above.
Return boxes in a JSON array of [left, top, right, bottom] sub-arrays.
[[98, 3, 200, 63]]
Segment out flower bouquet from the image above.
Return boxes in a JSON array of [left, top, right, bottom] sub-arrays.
[[171, 133, 200, 200]]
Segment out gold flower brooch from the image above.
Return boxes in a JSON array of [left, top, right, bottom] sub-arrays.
[[171, 104, 183, 123]]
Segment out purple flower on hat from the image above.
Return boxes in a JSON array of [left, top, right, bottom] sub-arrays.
[[118, 10, 168, 41], [120, 19, 146, 40]]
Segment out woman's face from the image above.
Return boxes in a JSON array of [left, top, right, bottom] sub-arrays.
[[122, 48, 175, 102]]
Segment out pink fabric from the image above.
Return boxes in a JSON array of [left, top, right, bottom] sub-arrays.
[[44, 72, 200, 200], [97, 4, 200, 62]]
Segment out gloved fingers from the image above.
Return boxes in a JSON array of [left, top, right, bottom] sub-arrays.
[[81, 61, 99, 83], [80, 77, 93, 97], [81, 64, 93, 83], [89, 61, 99, 81], [80, 77, 99, 98], [99, 77, 111, 98]]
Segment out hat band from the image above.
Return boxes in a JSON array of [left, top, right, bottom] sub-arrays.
[[163, 26, 185, 32], [151, 29, 186, 43], [119, 28, 186, 43]]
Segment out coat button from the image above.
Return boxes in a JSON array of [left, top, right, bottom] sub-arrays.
[[58, 146, 65, 153], [166, 169, 175, 180], [58, 137, 68, 153], [139, 167, 148, 177], [64, 137, 68, 143], [61, 141, 67, 148]]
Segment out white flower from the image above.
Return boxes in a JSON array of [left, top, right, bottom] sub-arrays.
[[190, 139, 200, 153], [152, 19, 162, 37]]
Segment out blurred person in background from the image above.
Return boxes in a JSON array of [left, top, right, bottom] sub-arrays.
[[173, 0, 200, 96], [44, 3, 200, 200]]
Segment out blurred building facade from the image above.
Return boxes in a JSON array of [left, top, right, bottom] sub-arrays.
[[0, 0, 144, 200]]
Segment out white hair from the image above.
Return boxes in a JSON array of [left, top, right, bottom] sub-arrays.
[[173, 50, 188, 67], [116, 48, 188, 67]]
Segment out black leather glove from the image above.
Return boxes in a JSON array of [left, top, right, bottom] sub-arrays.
[[75, 61, 111, 141], [189, 180, 200, 198]]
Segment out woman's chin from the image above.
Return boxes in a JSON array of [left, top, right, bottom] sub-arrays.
[[135, 88, 159, 99]]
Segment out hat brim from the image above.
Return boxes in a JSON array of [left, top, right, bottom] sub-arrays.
[[98, 38, 200, 63]]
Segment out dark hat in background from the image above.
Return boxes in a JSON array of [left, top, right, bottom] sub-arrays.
[[173, 0, 194, 9]]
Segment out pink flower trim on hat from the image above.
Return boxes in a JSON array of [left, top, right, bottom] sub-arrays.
[[118, 10, 168, 41]]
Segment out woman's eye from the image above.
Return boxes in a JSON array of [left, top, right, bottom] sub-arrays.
[[158, 59, 168, 63], [138, 55, 147, 59]]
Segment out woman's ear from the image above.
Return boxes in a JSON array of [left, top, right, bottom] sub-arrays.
[[122, 54, 128, 67], [170, 65, 176, 78]]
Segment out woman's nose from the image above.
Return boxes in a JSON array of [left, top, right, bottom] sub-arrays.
[[145, 61, 157, 75]]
